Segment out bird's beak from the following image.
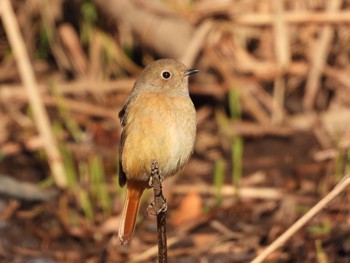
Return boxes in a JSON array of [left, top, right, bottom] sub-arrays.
[[185, 68, 199, 76]]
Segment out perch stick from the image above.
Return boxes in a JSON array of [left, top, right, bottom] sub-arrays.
[[149, 160, 168, 263]]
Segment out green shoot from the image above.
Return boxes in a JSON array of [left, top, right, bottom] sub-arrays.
[[214, 158, 225, 206], [315, 239, 329, 263], [78, 188, 94, 222], [232, 137, 243, 190], [346, 149, 350, 173], [307, 218, 331, 235], [37, 25, 51, 60], [60, 144, 77, 187], [228, 88, 241, 120], [228, 88, 244, 191], [50, 84, 83, 142], [90, 156, 112, 217], [80, 0, 98, 44], [53, 121, 72, 187]]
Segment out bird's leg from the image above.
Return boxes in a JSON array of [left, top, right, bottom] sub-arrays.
[[147, 160, 167, 215]]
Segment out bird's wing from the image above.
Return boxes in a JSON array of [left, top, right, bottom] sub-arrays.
[[118, 95, 136, 188]]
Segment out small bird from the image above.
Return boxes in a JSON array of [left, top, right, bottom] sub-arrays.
[[118, 59, 198, 243]]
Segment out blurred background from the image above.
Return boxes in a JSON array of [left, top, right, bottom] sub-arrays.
[[0, 0, 350, 262]]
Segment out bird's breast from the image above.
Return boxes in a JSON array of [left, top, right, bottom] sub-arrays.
[[121, 93, 196, 182]]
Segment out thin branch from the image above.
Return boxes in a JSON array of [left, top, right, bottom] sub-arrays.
[[251, 173, 350, 263], [172, 184, 282, 200], [148, 160, 168, 263], [232, 12, 350, 25], [157, 211, 167, 262]]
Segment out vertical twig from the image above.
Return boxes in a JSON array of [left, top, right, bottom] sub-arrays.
[[272, 0, 290, 124], [0, 0, 67, 188], [149, 160, 168, 263], [157, 211, 167, 262], [303, 0, 342, 111]]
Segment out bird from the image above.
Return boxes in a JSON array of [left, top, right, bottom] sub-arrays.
[[118, 58, 198, 244]]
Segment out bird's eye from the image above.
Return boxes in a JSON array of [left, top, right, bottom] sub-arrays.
[[161, 71, 171, 79]]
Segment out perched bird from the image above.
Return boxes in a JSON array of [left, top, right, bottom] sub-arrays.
[[118, 59, 198, 243]]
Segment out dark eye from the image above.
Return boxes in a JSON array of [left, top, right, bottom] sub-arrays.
[[162, 71, 171, 79]]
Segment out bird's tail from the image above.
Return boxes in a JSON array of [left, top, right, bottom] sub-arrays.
[[118, 181, 145, 244]]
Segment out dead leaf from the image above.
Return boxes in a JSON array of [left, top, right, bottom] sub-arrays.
[[171, 191, 202, 226]]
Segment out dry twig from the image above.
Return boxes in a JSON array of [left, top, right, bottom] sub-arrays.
[[148, 160, 168, 263], [272, 0, 290, 123], [232, 11, 350, 25], [251, 173, 350, 263], [303, 0, 342, 110]]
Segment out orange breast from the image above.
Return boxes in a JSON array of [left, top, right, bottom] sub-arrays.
[[121, 93, 196, 182]]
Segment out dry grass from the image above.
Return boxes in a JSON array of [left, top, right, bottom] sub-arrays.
[[0, 0, 350, 262]]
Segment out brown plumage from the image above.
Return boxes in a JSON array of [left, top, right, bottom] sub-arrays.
[[118, 59, 198, 243]]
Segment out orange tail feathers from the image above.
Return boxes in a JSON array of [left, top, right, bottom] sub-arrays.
[[118, 181, 145, 244]]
